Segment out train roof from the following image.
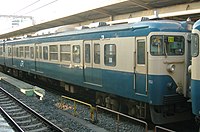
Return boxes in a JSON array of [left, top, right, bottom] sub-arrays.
[[193, 19, 200, 31], [2, 20, 190, 44]]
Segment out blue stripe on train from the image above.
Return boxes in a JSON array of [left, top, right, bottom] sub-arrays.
[[191, 79, 200, 115], [3, 59, 178, 105], [193, 19, 200, 31]]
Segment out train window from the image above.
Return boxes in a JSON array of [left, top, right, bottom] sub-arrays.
[[137, 40, 145, 64], [25, 46, 29, 58], [30, 47, 34, 59], [94, 44, 100, 64], [191, 34, 199, 57], [151, 35, 184, 56], [8, 47, 12, 57], [19, 47, 24, 58], [13, 47, 16, 57], [0, 47, 3, 56], [39, 46, 42, 59], [36, 46, 39, 59], [150, 36, 164, 55], [164, 36, 184, 55], [43, 46, 48, 60], [16, 47, 19, 57], [50, 45, 58, 61], [85, 44, 90, 63], [60, 44, 71, 62], [104, 44, 116, 66], [73, 45, 80, 63]]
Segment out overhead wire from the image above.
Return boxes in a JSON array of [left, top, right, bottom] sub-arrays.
[[13, 0, 41, 15], [24, 0, 59, 15]]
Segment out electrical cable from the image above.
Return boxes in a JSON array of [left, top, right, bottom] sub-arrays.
[[24, 0, 59, 15], [13, 0, 41, 14]]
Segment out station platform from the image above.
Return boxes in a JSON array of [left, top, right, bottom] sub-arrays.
[[0, 113, 15, 132]]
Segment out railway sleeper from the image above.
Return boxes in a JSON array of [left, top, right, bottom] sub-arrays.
[[20, 122, 43, 129], [17, 118, 37, 124]]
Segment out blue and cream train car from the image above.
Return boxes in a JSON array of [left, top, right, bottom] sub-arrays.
[[0, 20, 192, 124], [191, 19, 200, 120]]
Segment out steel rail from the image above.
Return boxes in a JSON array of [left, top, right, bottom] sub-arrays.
[[0, 107, 24, 132], [0, 86, 65, 132], [154, 125, 175, 132]]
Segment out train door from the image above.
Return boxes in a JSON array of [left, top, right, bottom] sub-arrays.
[[35, 43, 42, 72], [4, 44, 13, 66], [11, 45, 14, 66], [135, 37, 148, 95], [83, 40, 102, 86]]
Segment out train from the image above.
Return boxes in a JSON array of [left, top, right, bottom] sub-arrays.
[[191, 19, 200, 123], [0, 19, 192, 124]]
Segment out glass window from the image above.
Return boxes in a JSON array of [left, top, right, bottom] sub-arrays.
[[25, 46, 29, 58], [60, 44, 71, 62], [43, 46, 48, 60], [85, 44, 90, 63], [30, 47, 34, 59], [0, 47, 3, 56], [150, 35, 184, 56], [8, 47, 12, 56], [39, 46, 42, 59], [164, 36, 184, 55], [36, 46, 39, 59], [150, 36, 164, 55], [50, 45, 58, 61], [94, 44, 100, 64], [137, 40, 145, 64], [73, 45, 81, 63], [61, 44, 70, 52], [19, 47, 24, 58], [13, 47, 16, 57], [191, 34, 199, 57], [104, 44, 116, 66], [16, 47, 19, 57]]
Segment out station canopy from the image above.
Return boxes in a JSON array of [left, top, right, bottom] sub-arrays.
[[0, 0, 200, 39]]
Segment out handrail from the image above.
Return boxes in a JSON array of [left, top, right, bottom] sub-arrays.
[[61, 95, 96, 123], [154, 125, 175, 132], [96, 105, 148, 132]]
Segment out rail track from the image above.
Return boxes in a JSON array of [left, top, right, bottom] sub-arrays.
[[0, 86, 64, 132]]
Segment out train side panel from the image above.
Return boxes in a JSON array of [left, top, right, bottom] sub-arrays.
[[191, 21, 200, 116]]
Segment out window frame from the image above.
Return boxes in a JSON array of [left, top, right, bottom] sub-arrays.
[[137, 40, 145, 65], [85, 44, 90, 63], [0, 46, 3, 56], [191, 33, 199, 57], [104, 44, 116, 66], [150, 35, 185, 56], [43, 46, 49, 60], [60, 44, 71, 62], [19, 46, 24, 58], [94, 43, 100, 64], [8, 46, 12, 57], [30, 46, 34, 59], [25, 46, 30, 58], [49, 45, 58, 61], [72, 45, 81, 63]]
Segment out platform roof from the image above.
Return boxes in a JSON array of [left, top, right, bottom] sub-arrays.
[[0, 0, 200, 39]]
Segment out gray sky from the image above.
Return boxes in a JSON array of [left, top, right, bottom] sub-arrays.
[[0, 0, 123, 23]]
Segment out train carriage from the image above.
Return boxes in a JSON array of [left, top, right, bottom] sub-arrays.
[[0, 19, 192, 124], [191, 19, 200, 119]]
